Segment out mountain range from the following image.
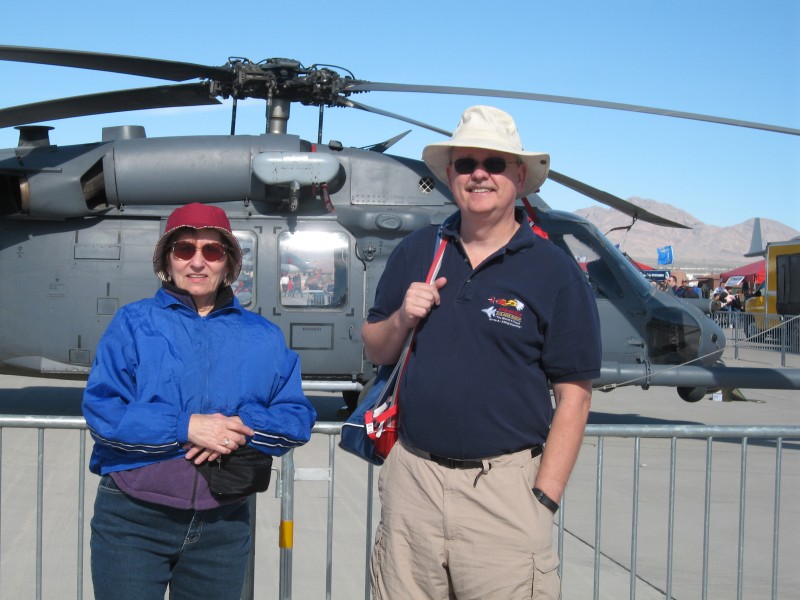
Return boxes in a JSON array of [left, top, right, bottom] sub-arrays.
[[574, 198, 800, 273]]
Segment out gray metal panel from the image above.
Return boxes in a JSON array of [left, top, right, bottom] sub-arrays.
[[74, 245, 120, 260], [289, 323, 334, 350]]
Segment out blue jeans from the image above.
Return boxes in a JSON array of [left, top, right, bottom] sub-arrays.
[[91, 475, 252, 600]]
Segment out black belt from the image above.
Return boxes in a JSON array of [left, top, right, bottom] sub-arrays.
[[428, 445, 543, 470]]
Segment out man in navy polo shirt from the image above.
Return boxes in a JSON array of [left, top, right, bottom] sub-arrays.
[[362, 105, 602, 599]]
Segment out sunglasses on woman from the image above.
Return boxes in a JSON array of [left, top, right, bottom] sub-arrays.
[[451, 157, 519, 175], [170, 241, 228, 262]]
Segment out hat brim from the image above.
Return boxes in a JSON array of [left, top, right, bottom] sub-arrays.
[[153, 226, 243, 286], [422, 141, 550, 199]]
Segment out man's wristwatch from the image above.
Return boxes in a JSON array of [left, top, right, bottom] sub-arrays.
[[533, 487, 559, 514]]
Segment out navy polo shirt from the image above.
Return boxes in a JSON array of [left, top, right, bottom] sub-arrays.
[[367, 211, 602, 459]]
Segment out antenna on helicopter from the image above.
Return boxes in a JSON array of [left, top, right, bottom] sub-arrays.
[[604, 216, 638, 253], [362, 131, 411, 153], [606, 216, 638, 237]]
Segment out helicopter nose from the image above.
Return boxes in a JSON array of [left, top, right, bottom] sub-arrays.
[[646, 306, 724, 367]]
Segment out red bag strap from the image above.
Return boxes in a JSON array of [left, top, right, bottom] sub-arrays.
[[393, 236, 448, 407], [425, 235, 449, 284], [521, 196, 549, 239], [365, 234, 450, 436]]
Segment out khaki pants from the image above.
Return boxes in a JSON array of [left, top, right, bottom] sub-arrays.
[[371, 440, 561, 600]]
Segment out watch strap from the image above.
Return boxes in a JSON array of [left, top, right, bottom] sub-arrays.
[[533, 487, 559, 513]]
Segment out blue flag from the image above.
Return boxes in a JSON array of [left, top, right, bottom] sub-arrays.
[[657, 245, 673, 265]]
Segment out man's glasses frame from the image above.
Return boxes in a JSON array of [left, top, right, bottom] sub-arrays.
[[170, 241, 228, 262], [451, 157, 520, 175]]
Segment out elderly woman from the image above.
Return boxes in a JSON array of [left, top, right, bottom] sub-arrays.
[[83, 203, 316, 600]]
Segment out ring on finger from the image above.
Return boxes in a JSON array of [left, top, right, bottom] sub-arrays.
[[223, 438, 231, 447]]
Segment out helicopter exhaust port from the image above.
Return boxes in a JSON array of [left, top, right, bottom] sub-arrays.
[[0, 174, 22, 216], [0, 142, 116, 218], [0, 126, 55, 216]]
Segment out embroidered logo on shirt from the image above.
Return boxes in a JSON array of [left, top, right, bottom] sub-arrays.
[[482, 297, 524, 329]]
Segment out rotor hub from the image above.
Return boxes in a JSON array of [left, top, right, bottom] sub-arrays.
[[210, 58, 364, 107]]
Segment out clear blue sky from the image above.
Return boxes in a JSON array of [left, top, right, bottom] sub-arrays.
[[1, 0, 797, 229]]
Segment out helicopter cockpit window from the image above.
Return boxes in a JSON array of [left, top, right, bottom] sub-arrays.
[[278, 231, 349, 310], [549, 232, 624, 299], [232, 231, 256, 308]]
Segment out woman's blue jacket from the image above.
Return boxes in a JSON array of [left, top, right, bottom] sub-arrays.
[[83, 287, 316, 475]]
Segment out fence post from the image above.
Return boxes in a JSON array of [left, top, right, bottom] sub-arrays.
[[780, 319, 787, 366], [241, 495, 257, 600], [279, 450, 296, 600]]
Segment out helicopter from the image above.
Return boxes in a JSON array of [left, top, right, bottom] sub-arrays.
[[0, 45, 798, 411]]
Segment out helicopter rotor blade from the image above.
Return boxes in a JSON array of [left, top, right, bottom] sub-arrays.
[[547, 169, 691, 229], [0, 47, 773, 229], [341, 98, 452, 136], [0, 83, 220, 128], [1, 47, 795, 137], [341, 97, 691, 228], [341, 97, 692, 229], [0, 45, 230, 82], [347, 82, 800, 137]]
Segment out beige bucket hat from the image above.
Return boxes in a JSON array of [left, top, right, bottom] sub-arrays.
[[422, 105, 550, 198]]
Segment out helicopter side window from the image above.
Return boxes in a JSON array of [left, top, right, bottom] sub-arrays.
[[548, 232, 623, 299], [232, 231, 256, 308], [585, 259, 623, 299], [278, 231, 349, 310]]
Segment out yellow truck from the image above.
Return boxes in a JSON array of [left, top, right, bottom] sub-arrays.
[[744, 239, 800, 350]]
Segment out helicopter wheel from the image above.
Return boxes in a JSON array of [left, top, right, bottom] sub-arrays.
[[677, 386, 707, 403]]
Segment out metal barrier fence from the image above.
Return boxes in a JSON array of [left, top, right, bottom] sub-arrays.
[[713, 312, 799, 364], [1, 418, 799, 599]]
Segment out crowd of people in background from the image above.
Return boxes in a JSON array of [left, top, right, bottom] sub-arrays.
[[664, 275, 700, 299], [279, 269, 333, 297], [657, 273, 758, 315], [711, 287, 745, 312]]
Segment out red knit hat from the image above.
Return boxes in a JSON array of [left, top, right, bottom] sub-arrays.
[[152, 203, 243, 285]]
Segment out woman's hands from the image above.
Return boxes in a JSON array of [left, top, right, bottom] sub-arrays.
[[184, 414, 255, 465]]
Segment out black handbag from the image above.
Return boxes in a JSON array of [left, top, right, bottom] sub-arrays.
[[196, 445, 273, 498]]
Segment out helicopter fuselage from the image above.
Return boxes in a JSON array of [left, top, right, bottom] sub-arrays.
[[0, 129, 767, 402]]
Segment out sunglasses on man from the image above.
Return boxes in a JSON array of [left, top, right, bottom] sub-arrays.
[[170, 241, 228, 262], [451, 157, 519, 175]]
